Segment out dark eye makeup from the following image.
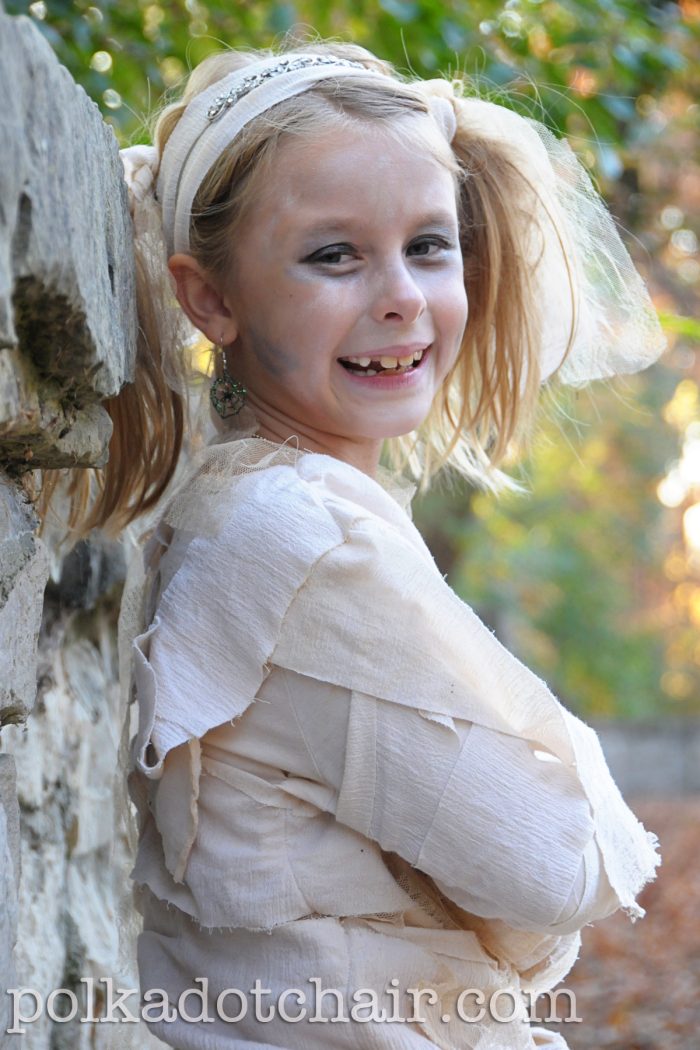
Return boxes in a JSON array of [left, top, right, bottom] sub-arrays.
[[304, 233, 456, 267], [407, 235, 455, 255], [305, 244, 356, 265]]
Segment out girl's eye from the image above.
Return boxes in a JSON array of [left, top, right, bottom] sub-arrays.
[[305, 235, 455, 266], [306, 244, 356, 266], [407, 236, 454, 258]]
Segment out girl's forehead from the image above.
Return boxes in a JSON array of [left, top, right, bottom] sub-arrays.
[[249, 120, 458, 227], [281, 116, 451, 175]]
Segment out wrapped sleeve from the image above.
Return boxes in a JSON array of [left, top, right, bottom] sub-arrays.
[[279, 668, 619, 936], [271, 512, 660, 927]]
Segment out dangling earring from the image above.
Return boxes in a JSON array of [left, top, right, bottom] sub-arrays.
[[210, 335, 246, 419]]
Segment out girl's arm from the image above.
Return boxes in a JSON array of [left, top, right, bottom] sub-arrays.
[[275, 667, 621, 936], [272, 512, 659, 932]]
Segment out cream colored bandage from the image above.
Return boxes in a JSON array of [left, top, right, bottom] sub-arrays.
[[426, 96, 457, 142], [417, 79, 458, 142], [120, 144, 159, 215]]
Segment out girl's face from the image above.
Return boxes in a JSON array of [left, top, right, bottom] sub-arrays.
[[221, 120, 468, 474]]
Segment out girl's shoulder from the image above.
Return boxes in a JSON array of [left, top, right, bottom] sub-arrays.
[[144, 439, 428, 652], [126, 440, 431, 761], [164, 437, 421, 561]]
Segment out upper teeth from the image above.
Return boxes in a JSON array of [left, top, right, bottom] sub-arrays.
[[344, 348, 425, 368]]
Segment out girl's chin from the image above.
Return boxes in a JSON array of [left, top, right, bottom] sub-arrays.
[[352, 407, 433, 442]]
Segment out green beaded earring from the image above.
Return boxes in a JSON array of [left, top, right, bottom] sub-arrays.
[[210, 338, 246, 419]]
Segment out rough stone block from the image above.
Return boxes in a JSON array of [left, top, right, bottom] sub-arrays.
[[0, 755, 19, 887], [0, 477, 49, 726], [0, 755, 20, 1045], [0, 8, 137, 469], [48, 534, 126, 611]]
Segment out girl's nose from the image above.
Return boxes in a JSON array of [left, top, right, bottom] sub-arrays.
[[371, 262, 427, 324]]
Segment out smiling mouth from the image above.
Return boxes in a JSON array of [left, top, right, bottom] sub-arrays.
[[339, 347, 427, 376]]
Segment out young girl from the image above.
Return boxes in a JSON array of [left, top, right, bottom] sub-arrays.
[[109, 39, 665, 1050]]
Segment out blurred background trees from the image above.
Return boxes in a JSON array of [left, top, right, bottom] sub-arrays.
[[9, 0, 700, 719]]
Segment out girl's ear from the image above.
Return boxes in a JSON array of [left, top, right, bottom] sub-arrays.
[[167, 254, 238, 345]]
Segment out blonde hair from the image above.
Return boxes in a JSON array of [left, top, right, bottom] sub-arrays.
[[43, 39, 560, 537]]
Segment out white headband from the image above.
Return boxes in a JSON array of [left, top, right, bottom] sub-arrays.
[[156, 53, 389, 256]]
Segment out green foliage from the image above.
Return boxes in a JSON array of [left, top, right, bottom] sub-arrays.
[[660, 311, 700, 341], [416, 374, 680, 719], [9, 0, 700, 159]]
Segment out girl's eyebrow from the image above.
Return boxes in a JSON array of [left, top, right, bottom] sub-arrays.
[[299, 211, 459, 238], [412, 211, 460, 229]]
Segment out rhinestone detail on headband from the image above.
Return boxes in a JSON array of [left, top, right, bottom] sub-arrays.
[[206, 55, 367, 122]]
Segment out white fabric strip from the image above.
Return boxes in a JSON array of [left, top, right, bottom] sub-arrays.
[[157, 54, 382, 255], [425, 95, 457, 142]]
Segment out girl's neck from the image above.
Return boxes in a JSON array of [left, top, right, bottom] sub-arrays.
[[250, 410, 383, 479]]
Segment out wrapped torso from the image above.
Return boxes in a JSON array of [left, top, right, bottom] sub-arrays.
[[124, 435, 659, 1050]]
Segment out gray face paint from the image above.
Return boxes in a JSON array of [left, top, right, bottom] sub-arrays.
[[243, 325, 304, 380]]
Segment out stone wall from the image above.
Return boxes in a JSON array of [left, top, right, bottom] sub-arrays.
[[0, 6, 156, 1047]]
